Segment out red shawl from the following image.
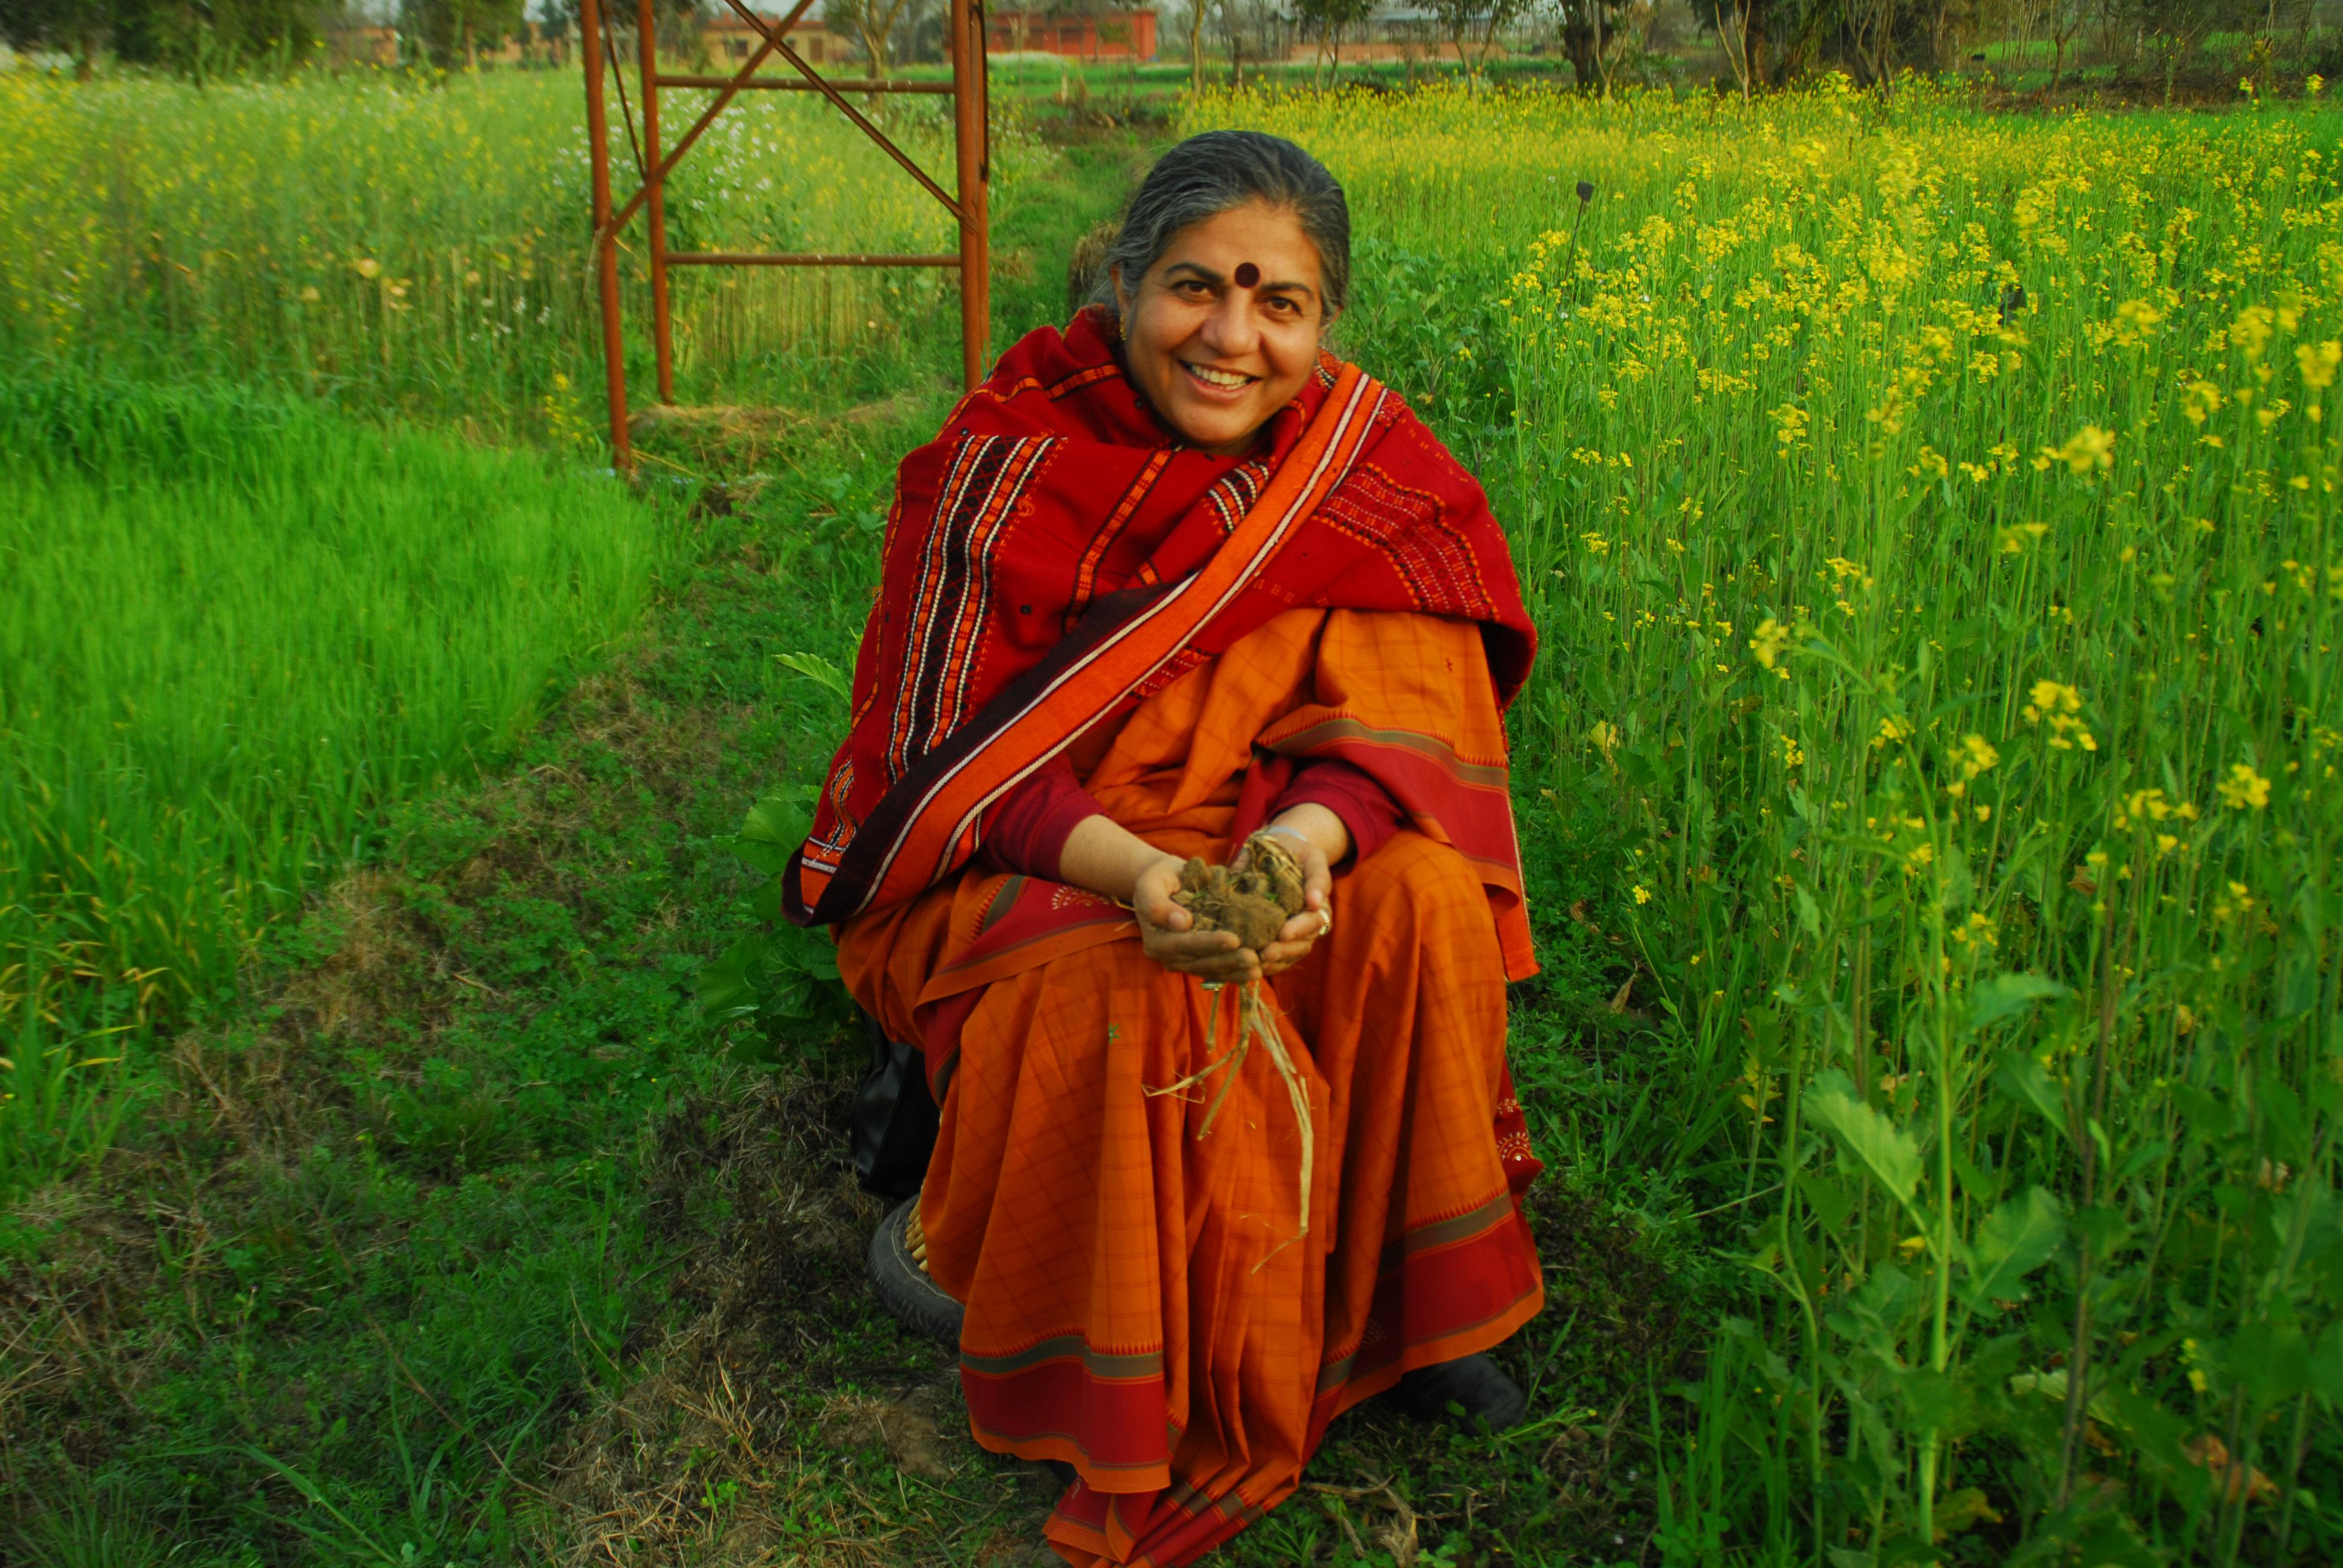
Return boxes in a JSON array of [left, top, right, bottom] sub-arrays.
[[784, 308, 1536, 928]]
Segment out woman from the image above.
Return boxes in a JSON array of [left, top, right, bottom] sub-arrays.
[[785, 131, 1545, 1567]]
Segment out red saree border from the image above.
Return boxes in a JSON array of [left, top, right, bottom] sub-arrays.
[[1254, 711, 1537, 981]]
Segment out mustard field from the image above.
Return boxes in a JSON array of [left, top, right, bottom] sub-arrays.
[[1187, 83, 2343, 1565]]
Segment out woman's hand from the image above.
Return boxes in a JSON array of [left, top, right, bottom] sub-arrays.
[[1240, 815, 1339, 979], [1132, 854, 1259, 983], [1057, 809, 1342, 985]]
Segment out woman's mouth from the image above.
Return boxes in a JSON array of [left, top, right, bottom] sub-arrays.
[[1181, 361, 1257, 394]]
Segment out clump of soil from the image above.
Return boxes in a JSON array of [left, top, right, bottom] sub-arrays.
[[1173, 832, 1307, 950]]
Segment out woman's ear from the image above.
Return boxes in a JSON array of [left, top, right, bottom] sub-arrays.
[[1111, 262, 1131, 320]]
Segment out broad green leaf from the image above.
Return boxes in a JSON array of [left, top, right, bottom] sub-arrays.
[[695, 932, 764, 1022], [1803, 1069, 1921, 1209], [1961, 1186, 2063, 1308], [750, 871, 788, 922], [742, 793, 812, 849], [1965, 972, 2068, 1033], [768, 921, 841, 981], [735, 793, 812, 876]]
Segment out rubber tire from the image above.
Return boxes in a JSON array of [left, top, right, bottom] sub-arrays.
[[867, 1196, 966, 1348], [1388, 1352, 1529, 1432]]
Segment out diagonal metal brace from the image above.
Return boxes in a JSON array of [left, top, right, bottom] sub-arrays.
[[720, 0, 965, 224], [597, 0, 814, 248]]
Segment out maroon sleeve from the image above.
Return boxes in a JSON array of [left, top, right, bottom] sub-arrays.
[[1270, 759, 1406, 868], [981, 753, 1106, 881]]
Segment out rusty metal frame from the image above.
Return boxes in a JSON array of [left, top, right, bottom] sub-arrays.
[[581, 0, 990, 468]]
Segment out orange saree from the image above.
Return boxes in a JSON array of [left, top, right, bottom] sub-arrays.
[[837, 609, 1545, 1566], [784, 311, 1545, 1566]]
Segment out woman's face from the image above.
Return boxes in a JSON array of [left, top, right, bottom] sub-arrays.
[[1114, 200, 1329, 456]]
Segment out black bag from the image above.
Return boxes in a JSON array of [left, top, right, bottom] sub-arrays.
[[850, 1010, 939, 1200]]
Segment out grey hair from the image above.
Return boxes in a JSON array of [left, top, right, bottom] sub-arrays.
[[1076, 131, 1351, 323]]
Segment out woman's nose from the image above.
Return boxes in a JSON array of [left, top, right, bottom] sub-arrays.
[[1196, 289, 1259, 359]]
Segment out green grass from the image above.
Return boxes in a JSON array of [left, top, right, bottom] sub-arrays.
[[0, 372, 660, 1184]]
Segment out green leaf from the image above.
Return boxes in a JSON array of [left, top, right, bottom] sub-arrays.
[[1794, 883, 1822, 938], [750, 871, 788, 922], [1993, 1049, 2067, 1128], [1966, 972, 2068, 1033], [1803, 1068, 1922, 1210], [696, 932, 764, 1022], [741, 793, 811, 850], [775, 649, 853, 704], [735, 793, 811, 876], [1961, 1186, 2063, 1308], [2309, 1322, 2343, 1406]]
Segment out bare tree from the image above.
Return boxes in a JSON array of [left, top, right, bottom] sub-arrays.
[[1295, 0, 1372, 79], [829, 0, 933, 74], [2040, 0, 2086, 94], [1430, 0, 1530, 79]]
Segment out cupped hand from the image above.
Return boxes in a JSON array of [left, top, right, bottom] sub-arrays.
[[1239, 834, 1335, 978], [1132, 854, 1259, 984]]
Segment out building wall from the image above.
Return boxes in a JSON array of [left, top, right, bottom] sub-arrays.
[[705, 20, 848, 65], [988, 9, 1157, 60]]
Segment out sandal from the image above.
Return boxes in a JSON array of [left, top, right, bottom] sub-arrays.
[[1388, 1353, 1528, 1432], [867, 1196, 966, 1347]]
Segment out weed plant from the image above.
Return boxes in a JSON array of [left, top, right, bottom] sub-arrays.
[[1191, 82, 2343, 1565]]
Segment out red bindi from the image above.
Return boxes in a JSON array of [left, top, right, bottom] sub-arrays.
[[1233, 261, 1260, 289]]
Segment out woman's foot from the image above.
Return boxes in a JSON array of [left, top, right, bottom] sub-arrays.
[[867, 1197, 965, 1347], [1389, 1353, 1527, 1432]]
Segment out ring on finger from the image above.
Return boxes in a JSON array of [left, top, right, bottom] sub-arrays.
[[1316, 907, 1334, 938]]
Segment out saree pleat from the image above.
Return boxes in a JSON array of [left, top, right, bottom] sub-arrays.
[[836, 608, 1544, 1568]]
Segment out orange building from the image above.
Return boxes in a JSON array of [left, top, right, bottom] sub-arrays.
[[988, 8, 1158, 60], [704, 10, 851, 66]]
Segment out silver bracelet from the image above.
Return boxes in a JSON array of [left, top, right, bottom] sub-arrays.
[[1259, 824, 1311, 844]]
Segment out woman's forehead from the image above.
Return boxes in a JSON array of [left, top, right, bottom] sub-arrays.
[[1155, 203, 1319, 284]]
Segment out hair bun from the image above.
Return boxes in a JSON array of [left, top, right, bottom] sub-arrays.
[[1067, 219, 1122, 315]]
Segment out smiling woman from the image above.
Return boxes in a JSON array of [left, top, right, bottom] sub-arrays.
[[788, 132, 1550, 1567]]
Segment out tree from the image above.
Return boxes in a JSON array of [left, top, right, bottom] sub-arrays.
[[2040, 0, 2086, 94], [1293, 0, 1370, 81], [401, 0, 525, 68], [1555, 0, 1646, 91], [1429, 0, 1529, 80], [827, 0, 933, 74], [0, 0, 114, 75], [4, 0, 330, 76], [2115, 0, 2257, 100]]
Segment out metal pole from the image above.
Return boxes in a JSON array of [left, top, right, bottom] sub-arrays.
[[582, 0, 632, 468], [637, 0, 674, 403], [950, 0, 991, 390]]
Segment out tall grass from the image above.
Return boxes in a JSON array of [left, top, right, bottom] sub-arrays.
[[1196, 83, 2342, 1564], [0, 372, 659, 1178], [0, 70, 1031, 434]]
